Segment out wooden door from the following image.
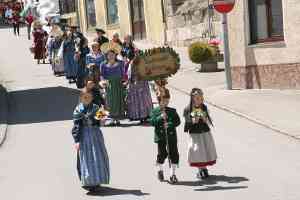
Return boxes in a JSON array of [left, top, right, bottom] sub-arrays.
[[130, 0, 146, 40]]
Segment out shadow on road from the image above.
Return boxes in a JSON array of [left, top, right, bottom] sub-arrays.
[[0, 85, 8, 124], [86, 186, 150, 196], [195, 186, 248, 191], [176, 175, 249, 190], [8, 86, 80, 124]]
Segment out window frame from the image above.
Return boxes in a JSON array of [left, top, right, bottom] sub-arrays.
[[85, 0, 97, 29], [105, 0, 119, 25], [249, 0, 284, 44], [59, 0, 76, 15]]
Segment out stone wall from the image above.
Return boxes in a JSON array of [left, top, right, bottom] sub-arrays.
[[232, 63, 300, 89], [165, 0, 221, 46]]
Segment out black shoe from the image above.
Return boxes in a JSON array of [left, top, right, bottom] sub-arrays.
[[200, 169, 209, 179], [169, 175, 178, 184], [158, 170, 164, 182], [82, 186, 99, 192], [203, 168, 209, 178], [107, 121, 116, 127], [116, 120, 121, 126]]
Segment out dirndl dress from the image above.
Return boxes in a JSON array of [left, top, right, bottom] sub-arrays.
[[188, 132, 217, 167], [127, 80, 152, 120], [101, 61, 126, 119], [73, 103, 110, 186], [50, 39, 64, 74], [79, 126, 110, 186]]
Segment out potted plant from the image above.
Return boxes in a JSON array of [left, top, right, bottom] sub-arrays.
[[188, 40, 223, 72]]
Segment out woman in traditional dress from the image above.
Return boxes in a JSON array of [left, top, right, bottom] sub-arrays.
[[183, 88, 217, 180], [100, 50, 126, 126], [121, 35, 136, 80], [72, 90, 110, 192], [127, 62, 153, 123], [63, 27, 78, 83], [85, 42, 105, 83], [32, 21, 48, 64], [111, 32, 123, 46], [48, 25, 64, 76]]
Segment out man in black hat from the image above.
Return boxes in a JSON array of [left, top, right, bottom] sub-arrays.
[[94, 28, 109, 47]]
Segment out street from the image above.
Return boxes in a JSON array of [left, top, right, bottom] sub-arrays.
[[1, 27, 300, 200]]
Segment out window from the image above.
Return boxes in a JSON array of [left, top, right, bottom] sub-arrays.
[[249, 0, 284, 44], [106, 0, 119, 25], [59, 0, 76, 14], [85, 0, 96, 28]]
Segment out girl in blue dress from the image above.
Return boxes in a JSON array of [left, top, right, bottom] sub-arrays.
[[72, 91, 110, 192]]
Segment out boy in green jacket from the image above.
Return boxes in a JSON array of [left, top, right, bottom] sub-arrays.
[[150, 89, 181, 184]]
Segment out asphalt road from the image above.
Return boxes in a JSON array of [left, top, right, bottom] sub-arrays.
[[0, 28, 300, 200]]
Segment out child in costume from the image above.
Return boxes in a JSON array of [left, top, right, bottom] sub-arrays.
[[150, 89, 181, 184], [72, 91, 110, 192], [183, 88, 217, 179], [84, 78, 106, 108]]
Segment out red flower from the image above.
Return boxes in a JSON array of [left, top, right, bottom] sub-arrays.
[[209, 39, 221, 46]]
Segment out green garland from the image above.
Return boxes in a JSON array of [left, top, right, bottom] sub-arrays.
[[133, 47, 181, 81]]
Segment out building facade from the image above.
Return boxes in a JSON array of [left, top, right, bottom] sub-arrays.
[[228, 0, 300, 89], [77, 0, 219, 45], [78, 0, 166, 45], [165, 0, 221, 46], [59, 0, 77, 26]]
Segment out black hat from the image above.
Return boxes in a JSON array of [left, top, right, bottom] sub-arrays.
[[95, 28, 106, 34]]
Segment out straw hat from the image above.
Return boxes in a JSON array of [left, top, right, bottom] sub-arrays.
[[49, 25, 63, 38], [100, 41, 122, 54], [32, 20, 42, 28], [90, 41, 100, 48]]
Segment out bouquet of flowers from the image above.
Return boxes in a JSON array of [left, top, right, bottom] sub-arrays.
[[191, 108, 207, 119], [95, 108, 110, 120]]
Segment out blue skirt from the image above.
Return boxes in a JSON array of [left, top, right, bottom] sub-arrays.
[[78, 126, 110, 186], [63, 52, 78, 78]]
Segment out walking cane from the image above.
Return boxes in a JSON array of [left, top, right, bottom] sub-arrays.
[[162, 107, 172, 169]]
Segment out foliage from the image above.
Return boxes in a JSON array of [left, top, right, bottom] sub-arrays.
[[188, 42, 217, 64]]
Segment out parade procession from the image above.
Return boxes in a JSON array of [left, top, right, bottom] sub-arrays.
[[2, 0, 300, 200], [6, 8, 218, 191]]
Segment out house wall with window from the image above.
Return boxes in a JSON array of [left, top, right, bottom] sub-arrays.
[[229, 0, 300, 89], [78, 0, 165, 45], [59, 0, 77, 26]]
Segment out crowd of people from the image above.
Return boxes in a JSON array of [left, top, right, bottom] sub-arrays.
[[29, 19, 153, 126], [0, 1, 23, 35], [26, 19, 218, 193]]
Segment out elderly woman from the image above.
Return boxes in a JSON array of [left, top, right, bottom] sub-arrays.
[[121, 35, 137, 80], [111, 32, 123, 46], [32, 21, 48, 64], [48, 24, 64, 76], [100, 49, 126, 126]]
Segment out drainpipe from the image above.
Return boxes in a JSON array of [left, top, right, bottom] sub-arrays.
[[161, 0, 168, 46]]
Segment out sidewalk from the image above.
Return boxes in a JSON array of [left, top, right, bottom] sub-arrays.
[[134, 41, 300, 139]]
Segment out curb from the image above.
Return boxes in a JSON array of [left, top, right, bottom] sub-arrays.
[[168, 85, 300, 141], [0, 84, 9, 147]]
